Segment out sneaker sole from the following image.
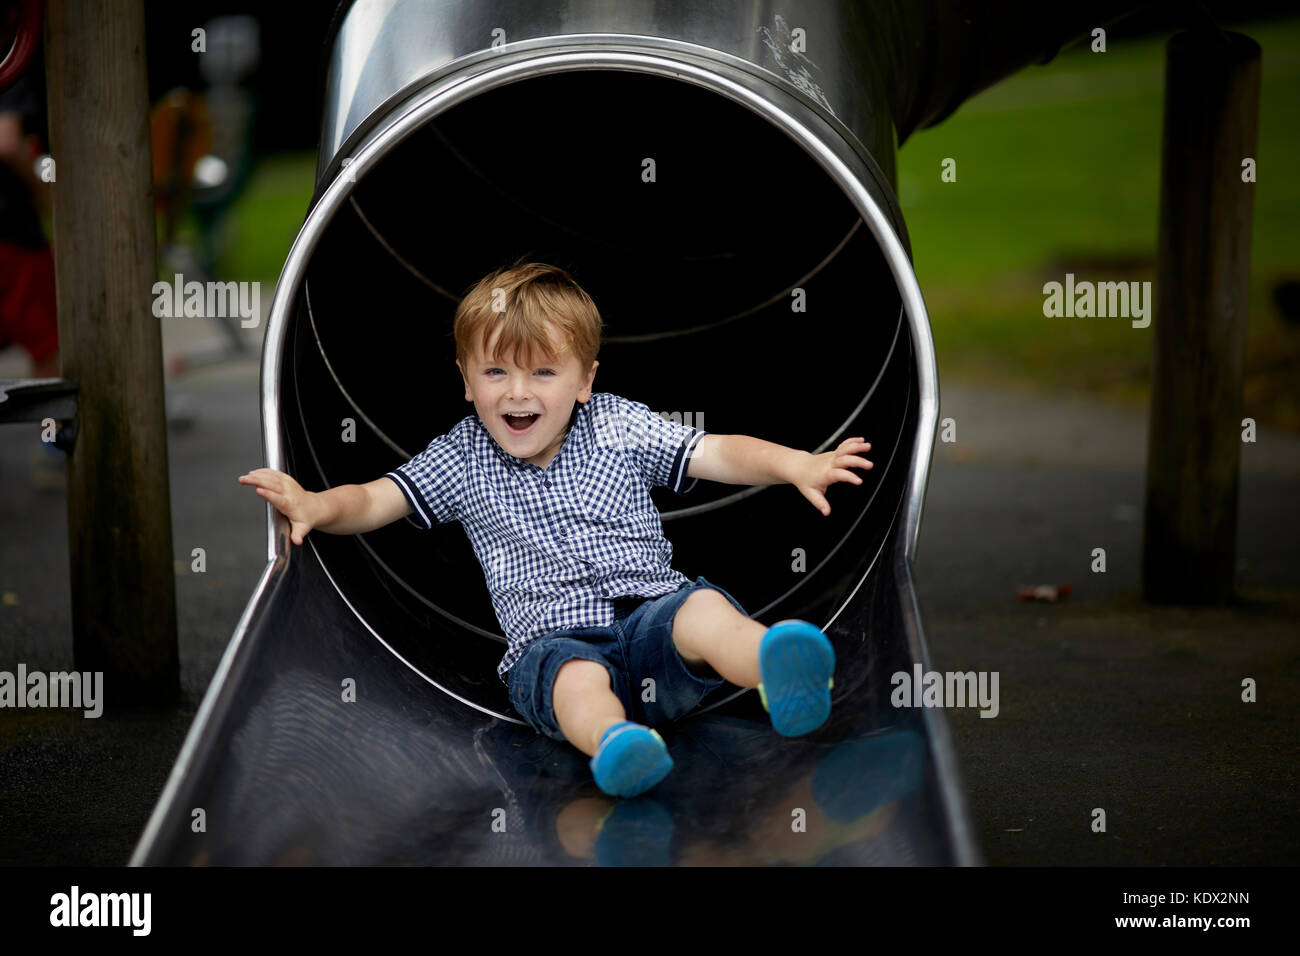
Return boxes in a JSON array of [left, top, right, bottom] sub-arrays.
[[759, 621, 835, 737], [590, 727, 674, 798]]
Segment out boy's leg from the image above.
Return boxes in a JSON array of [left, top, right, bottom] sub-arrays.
[[552, 658, 627, 757], [671, 588, 767, 688]]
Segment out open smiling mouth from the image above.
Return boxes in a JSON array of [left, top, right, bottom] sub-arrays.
[[503, 412, 540, 434]]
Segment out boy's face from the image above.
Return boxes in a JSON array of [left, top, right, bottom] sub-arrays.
[[457, 324, 598, 469]]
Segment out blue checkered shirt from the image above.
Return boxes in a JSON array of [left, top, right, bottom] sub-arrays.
[[384, 392, 706, 683]]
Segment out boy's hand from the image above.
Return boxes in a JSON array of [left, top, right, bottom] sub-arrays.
[[238, 468, 320, 545], [794, 438, 873, 516]]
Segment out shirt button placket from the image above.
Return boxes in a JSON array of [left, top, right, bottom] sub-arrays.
[[541, 470, 566, 541]]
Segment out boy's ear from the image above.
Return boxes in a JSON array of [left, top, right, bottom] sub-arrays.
[[456, 360, 472, 402], [577, 360, 599, 403]]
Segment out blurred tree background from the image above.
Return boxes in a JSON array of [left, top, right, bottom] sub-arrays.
[[898, 15, 1300, 429], [144, 3, 1299, 428]]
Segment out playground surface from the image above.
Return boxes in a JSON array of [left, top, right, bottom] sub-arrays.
[[0, 346, 1295, 866]]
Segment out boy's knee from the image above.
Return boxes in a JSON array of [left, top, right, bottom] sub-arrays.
[[677, 587, 736, 622], [554, 657, 610, 697]]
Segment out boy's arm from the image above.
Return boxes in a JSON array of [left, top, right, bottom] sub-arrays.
[[239, 469, 413, 545], [311, 477, 414, 534], [686, 434, 874, 516]]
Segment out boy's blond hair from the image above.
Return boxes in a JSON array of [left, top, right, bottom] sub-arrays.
[[454, 262, 603, 372]]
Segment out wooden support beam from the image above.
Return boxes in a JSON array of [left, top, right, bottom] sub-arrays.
[[45, 0, 179, 705], [1142, 28, 1260, 605]]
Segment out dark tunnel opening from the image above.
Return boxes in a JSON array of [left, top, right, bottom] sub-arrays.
[[278, 69, 917, 717]]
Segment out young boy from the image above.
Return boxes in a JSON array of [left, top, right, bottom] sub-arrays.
[[239, 263, 873, 798]]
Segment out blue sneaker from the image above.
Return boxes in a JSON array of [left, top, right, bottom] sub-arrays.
[[589, 721, 673, 798], [757, 621, 835, 736]]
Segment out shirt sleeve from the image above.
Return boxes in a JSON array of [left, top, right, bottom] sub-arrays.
[[592, 394, 706, 495], [384, 423, 469, 529]]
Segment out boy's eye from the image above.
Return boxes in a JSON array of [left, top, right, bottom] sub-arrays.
[[537, 369, 555, 376]]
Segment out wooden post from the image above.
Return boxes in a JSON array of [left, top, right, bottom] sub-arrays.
[[1142, 29, 1260, 605], [45, 0, 179, 705]]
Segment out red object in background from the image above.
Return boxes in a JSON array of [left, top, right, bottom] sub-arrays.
[[0, 0, 56, 367], [1016, 584, 1073, 603], [0, 0, 41, 92], [0, 241, 58, 362]]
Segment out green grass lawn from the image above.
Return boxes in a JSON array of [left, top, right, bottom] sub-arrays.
[[897, 16, 1300, 428], [204, 16, 1300, 428], [209, 151, 316, 289]]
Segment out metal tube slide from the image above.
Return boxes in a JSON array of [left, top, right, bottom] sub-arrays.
[[133, 0, 1139, 866]]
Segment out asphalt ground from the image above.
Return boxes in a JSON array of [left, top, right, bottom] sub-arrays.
[[0, 339, 1296, 866]]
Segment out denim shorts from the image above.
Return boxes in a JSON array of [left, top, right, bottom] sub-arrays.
[[506, 575, 748, 742]]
